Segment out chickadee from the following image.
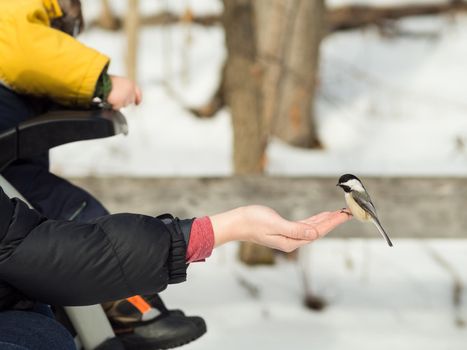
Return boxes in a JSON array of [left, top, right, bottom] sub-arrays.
[[337, 174, 393, 247]]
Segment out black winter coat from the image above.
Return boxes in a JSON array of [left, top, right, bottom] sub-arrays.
[[0, 187, 191, 311]]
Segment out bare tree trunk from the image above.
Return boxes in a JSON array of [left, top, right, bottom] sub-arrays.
[[223, 0, 324, 264], [125, 0, 140, 82], [223, 0, 324, 175], [223, 0, 274, 265], [239, 242, 275, 266], [255, 0, 323, 148], [223, 0, 266, 174], [223, 0, 323, 263]]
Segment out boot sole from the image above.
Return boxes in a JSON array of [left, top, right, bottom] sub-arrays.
[[119, 317, 207, 350]]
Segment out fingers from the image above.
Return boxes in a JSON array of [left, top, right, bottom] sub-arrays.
[[312, 210, 352, 238], [328, 210, 353, 224], [283, 221, 319, 241], [305, 211, 334, 222], [301, 210, 352, 225], [286, 210, 352, 241]]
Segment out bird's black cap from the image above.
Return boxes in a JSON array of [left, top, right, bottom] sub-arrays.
[[338, 174, 361, 185]]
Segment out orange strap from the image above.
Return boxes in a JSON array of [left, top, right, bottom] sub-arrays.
[[127, 296, 152, 314]]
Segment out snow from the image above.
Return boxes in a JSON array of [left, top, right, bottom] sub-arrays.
[[161, 240, 467, 350], [50, 3, 467, 177]]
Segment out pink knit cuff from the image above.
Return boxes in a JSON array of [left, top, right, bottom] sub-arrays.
[[186, 216, 215, 263]]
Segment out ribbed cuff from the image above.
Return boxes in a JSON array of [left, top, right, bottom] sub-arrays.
[[157, 214, 189, 284], [186, 216, 214, 263]]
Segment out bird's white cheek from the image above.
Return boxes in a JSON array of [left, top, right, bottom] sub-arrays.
[[345, 193, 370, 222]]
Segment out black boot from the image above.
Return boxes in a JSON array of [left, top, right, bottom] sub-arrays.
[[106, 294, 207, 349], [120, 312, 207, 350]]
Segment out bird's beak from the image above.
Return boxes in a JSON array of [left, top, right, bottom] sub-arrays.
[[336, 184, 340, 187]]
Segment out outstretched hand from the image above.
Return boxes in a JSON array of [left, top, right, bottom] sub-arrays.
[[210, 205, 352, 253]]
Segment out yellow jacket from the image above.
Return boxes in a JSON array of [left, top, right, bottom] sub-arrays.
[[0, 0, 110, 106]]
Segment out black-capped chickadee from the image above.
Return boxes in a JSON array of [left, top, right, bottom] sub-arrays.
[[337, 174, 393, 247]]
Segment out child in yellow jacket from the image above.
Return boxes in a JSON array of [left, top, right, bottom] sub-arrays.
[[0, 0, 141, 110]]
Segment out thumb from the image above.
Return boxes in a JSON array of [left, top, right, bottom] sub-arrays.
[[283, 221, 319, 241]]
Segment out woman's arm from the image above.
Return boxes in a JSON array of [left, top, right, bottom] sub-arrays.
[[0, 187, 350, 309]]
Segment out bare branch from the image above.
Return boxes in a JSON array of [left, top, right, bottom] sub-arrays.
[[327, 1, 467, 32], [87, 11, 221, 31]]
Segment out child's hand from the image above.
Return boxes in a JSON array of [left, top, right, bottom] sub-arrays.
[[107, 75, 143, 109], [210, 205, 352, 252]]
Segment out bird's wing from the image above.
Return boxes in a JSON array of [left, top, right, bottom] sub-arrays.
[[352, 191, 393, 247], [352, 190, 378, 219]]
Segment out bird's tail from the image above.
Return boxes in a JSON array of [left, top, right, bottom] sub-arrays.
[[371, 218, 393, 247]]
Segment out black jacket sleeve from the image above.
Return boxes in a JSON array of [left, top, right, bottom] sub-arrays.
[[0, 187, 191, 309]]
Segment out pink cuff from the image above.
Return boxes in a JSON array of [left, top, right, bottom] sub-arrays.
[[186, 216, 214, 263]]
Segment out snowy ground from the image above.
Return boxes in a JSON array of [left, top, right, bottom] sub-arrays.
[[51, 0, 467, 177], [159, 240, 467, 350]]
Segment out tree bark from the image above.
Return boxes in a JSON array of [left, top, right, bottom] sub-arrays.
[[223, 0, 271, 264], [255, 0, 323, 148], [223, 0, 324, 172], [223, 0, 324, 264], [223, 0, 265, 174]]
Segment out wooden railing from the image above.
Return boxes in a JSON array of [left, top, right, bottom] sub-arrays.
[[71, 176, 467, 239]]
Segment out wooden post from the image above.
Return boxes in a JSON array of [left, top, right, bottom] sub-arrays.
[[125, 0, 140, 82]]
